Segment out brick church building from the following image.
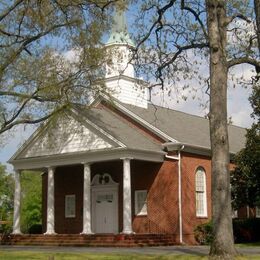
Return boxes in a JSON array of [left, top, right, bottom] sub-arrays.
[[8, 9, 248, 245]]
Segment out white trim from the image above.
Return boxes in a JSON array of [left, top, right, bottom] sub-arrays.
[[177, 151, 183, 243], [70, 109, 126, 148], [91, 173, 118, 186], [12, 170, 22, 235], [44, 166, 56, 235], [195, 167, 208, 218], [114, 100, 178, 142], [247, 206, 250, 218], [165, 150, 183, 244], [11, 148, 166, 170], [81, 163, 93, 234], [65, 194, 76, 218], [134, 190, 148, 216], [164, 141, 238, 156], [256, 207, 260, 218], [122, 158, 133, 234], [91, 174, 119, 234], [8, 110, 126, 164], [104, 74, 149, 86], [99, 94, 178, 143], [8, 122, 48, 163]]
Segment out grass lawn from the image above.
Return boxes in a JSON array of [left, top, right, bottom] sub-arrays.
[[236, 242, 260, 247], [0, 252, 260, 260]]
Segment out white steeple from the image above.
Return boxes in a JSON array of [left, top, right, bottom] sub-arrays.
[[106, 6, 134, 47], [104, 5, 149, 108], [105, 6, 135, 78]]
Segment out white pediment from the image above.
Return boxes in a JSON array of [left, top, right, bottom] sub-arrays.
[[17, 115, 116, 159]]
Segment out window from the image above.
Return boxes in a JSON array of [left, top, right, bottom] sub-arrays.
[[195, 167, 207, 217], [135, 190, 147, 215], [65, 195, 76, 218], [256, 207, 260, 218], [232, 210, 238, 218]]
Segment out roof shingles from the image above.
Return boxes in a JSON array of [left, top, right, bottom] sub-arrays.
[[120, 102, 246, 154]]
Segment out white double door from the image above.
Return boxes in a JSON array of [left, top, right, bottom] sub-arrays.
[[92, 187, 118, 234]]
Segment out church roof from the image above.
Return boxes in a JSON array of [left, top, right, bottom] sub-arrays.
[[9, 97, 246, 169], [73, 104, 162, 152], [118, 102, 246, 154]]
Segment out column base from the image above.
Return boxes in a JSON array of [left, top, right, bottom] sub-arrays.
[[11, 231, 22, 235], [80, 231, 94, 235], [44, 231, 57, 235], [121, 230, 135, 235]]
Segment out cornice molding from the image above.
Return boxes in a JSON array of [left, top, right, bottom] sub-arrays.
[[11, 148, 166, 170]]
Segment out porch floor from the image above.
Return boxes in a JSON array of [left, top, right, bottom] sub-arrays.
[[0, 234, 179, 247]]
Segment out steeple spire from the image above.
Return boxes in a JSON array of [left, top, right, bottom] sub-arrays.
[[106, 5, 134, 46], [104, 2, 148, 109]]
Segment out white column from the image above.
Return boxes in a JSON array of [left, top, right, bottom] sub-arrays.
[[81, 163, 92, 234], [44, 167, 56, 235], [12, 170, 22, 234], [121, 158, 133, 234]]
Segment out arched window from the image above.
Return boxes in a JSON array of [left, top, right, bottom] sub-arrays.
[[195, 167, 207, 217]]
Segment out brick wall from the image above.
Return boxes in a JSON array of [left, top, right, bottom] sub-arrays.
[[181, 152, 212, 244], [41, 155, 213, 244], [131, 160, 179, 234]]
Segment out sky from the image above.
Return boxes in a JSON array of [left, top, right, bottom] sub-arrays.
[[0, 3, 256, 172]]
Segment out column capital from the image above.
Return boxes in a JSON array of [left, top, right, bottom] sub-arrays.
[[46, 166, 56, 171], [120, 157, 133, 161], [81, 162, 92, 166]]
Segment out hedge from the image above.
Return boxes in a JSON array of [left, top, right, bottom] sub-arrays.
[[194, 218, 260, 244]]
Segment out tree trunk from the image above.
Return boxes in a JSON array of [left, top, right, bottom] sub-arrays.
[[254, 0, 260, 80], [254, 0, 260, 53], [206, 0, 237, 258]]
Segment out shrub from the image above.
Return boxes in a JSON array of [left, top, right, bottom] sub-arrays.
[[233, 218, 260, 243], [28, 224, 42, 234], [195, 218, 260, 245], [194, 221, 213, 245], [0, 222, 12, 235]]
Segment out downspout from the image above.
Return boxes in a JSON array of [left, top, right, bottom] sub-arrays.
[[165, 145, 184, 244]]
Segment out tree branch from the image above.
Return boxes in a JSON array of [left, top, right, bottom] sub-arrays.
[[0, 104, 68, 135], [0, 0, 24, 22], [226, 13, 252, 25], [180, 0, 208, 39], [0, 21, 77, 79], [157, 42, 209, 74], [228, 57, 260, 70], [135, 0, 177, 50], [0, 90, 58, 102]]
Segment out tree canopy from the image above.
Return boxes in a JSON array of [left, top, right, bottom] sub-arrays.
[[0, 164, 14, 231], [231, 83, 260, 209], [20, 171, 42, 233], [0, 0, 115, 136]]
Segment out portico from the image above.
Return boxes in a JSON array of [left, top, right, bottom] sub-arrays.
[[12, 151, 164, 235]]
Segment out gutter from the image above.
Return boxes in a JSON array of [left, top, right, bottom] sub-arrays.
[[163, 142, 237, 157], [165, 144, 185, 244]]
